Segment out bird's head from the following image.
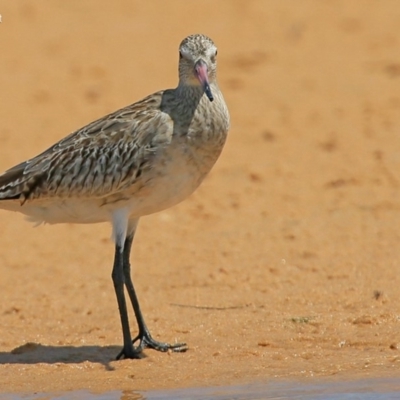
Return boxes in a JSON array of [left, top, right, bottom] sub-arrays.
[[178, 34, 218, 102]]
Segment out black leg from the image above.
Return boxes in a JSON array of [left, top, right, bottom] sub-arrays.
[[111, 244, 141, 359], [115, 229, 187, 360]]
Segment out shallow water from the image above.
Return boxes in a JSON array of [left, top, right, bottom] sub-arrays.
[[2, 378, 400, 400]]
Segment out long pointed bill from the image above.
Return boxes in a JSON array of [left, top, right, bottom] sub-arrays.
[[194, 60, 214, 102]]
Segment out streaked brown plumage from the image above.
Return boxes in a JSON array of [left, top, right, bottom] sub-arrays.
[[0, 34, 230, 359]]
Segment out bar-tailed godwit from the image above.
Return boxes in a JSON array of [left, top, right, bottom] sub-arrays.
[[0, 34, 230, 359]]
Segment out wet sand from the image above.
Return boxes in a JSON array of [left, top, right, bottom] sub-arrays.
[[3, 378, 400, 399], [0, 0, 399, 393]]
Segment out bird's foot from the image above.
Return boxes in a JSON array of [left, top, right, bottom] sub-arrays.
[[116, 331, 187, 360], [116, 343, 144, 360], [134, 331, 188, 353]]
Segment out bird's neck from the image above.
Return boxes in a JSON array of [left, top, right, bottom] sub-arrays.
[[175, 81, 216, 103]]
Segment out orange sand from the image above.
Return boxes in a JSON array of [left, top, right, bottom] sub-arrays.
[[0, 0, 399, 393]]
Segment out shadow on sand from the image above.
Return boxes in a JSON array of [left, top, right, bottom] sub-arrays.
[[0, 342, 131, 370]]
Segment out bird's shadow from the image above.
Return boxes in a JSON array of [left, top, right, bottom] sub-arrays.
[[0, 342, 132, 370]]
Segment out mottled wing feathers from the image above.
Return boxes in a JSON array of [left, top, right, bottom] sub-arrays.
[[0, 92, 173, 202], [0, 161, 29, 199]]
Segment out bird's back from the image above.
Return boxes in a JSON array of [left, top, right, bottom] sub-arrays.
[[0, 85, 229, 225]]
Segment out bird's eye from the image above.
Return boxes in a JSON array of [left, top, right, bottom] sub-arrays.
[[215, 50, 218, 56], [179, 51, 183, 59]]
